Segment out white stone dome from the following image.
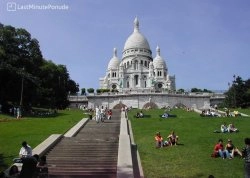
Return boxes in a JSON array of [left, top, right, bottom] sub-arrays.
[[108, 48, 120, 69], [153, 46, 167, 68], [123, 17, 151, 51]]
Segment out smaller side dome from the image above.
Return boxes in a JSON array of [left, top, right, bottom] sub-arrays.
[[108, 48, 120, 70], [153, 46, 167, 69]]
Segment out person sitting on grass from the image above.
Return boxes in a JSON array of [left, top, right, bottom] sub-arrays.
[[136, 110, 144, 118], [233, 110, 241, 117], [220, 122, 228, 133], [228, 123, 238, 133], [167, 131, 179, 146], [139, 110, 144, 118], [225, 139, 242, 159], [213, 139, 226, 159], [155, 132, 163, 148], [13, 141, 33, 163]]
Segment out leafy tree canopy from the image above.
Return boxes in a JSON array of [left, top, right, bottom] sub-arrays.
[[224, 76, 250, 108], [0, 23, 79, 112]]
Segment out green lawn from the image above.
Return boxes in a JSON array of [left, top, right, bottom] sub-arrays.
[[129, 108, 250, 178], [0, 109, 85, 172]]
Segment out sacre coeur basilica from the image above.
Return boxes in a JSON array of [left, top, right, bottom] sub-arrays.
[[99, 17, 176, 93]]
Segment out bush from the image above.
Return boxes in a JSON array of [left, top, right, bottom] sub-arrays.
[[87, 88, 94, 93]]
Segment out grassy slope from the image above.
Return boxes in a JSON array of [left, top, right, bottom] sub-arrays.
[[0, 109, 84, 172], [1, 108, 249, 177], [129, 108, 250, 178]]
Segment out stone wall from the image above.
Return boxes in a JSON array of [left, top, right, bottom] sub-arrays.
[[86, 93, 212, 110]]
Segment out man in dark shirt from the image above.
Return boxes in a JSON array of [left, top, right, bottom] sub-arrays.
[[19, 155, 38, 178], [242, 138, 250, 178]]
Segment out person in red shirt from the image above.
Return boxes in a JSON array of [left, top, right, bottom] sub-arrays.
[[107, 109, 112, 120], [214, 139, 226, 159], [155, 132, 163, 148]]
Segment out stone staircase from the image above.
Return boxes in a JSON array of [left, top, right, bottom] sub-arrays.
[[46, 109, 121, 178]]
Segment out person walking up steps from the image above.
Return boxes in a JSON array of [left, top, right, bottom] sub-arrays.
[[107, 109, 112, 120], [95, 106, 101, 123], [100, 106, 105, 122]]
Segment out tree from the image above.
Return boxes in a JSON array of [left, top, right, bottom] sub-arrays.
[[190, 88, 212, 93], [177, 88, 185, 93], [87, 88, 94, 93], [0, 25, 43, 108], [81, 88, 86, 95], [0, 23, 79, 111], [191, 88, 202, 92], [224, 76, 249, 108]]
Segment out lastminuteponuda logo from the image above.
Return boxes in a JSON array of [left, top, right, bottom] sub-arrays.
[[6, 2, 69, 11], [7, 2, 16, 11]]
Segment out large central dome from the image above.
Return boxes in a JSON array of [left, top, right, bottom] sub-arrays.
[[123, 17, 151, 51]]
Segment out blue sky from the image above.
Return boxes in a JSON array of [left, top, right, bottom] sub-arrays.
[[1, 0, 250, 91]]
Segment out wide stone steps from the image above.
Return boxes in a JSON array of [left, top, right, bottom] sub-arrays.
[[46, 109, 121, 178], [48, 172, 116, 178]]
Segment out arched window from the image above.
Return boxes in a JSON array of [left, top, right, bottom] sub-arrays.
[[112, 72, 117, 77], [134, 60, 138, 70], [127, 81, 129, 88], [135, 75, 139, 85]]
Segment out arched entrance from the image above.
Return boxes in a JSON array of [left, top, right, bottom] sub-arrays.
[[143, 102, 158, 109]]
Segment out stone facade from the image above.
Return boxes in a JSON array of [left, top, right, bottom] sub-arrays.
[[68, 93, 225, 110]]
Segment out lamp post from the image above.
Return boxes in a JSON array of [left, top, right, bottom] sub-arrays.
[[138, 94, 139, 109], [108, 92, 110, 109], [233, 75, 236, 108], [19, 68, 24, 107], [76, 83, 79, 108], [18, 68, 24, 118]]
